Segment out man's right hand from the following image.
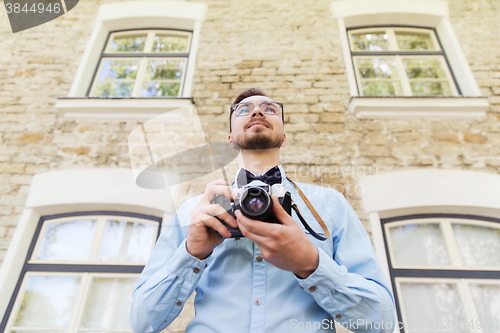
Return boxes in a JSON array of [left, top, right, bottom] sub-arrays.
[[186, 179, 238, 260]]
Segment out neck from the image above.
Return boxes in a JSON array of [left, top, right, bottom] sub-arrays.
[[237, 148, 281, 175]]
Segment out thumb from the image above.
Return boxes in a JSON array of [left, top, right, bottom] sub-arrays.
[[272, 195, 293, 225]]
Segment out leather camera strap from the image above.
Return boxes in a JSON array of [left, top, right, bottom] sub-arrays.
[[286, 177, 330, 241]]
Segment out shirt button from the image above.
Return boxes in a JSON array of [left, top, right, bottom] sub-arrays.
[[193, 267, 200, 274], [309, 286, 316, 292], [204, 263, 208, 268], [256, 256, 263, 262], [254, 299, 261, 306], [336, 314, 342, 319], [176, 301, 182, 306]]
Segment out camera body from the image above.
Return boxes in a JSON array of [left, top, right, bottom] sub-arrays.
[[212, 180, 292, 238]]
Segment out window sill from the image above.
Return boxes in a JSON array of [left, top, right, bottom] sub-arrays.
[[55, 97, 195, 121], [349, 96, 490, 119]]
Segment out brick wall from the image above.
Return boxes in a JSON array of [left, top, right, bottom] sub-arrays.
[[0, 0, 499, 331]]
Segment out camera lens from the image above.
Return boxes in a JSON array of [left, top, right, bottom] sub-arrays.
[[240, 187, 272, 220], [246, 196, 264, 212]]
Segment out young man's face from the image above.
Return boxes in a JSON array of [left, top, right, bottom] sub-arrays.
[[228, 95, 286, 151]]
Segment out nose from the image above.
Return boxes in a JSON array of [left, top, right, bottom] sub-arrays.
[[250, 105, 265, 118]]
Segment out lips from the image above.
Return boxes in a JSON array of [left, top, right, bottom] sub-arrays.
[[247, 121, 268, 129]]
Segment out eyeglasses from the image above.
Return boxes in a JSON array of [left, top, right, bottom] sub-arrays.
[[230, 102, 283, 117]]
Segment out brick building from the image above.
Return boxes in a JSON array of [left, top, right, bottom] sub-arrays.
[[0, 0, 499, 332]]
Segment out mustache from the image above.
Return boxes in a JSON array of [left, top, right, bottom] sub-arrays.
[[246, 118, 271, 128]]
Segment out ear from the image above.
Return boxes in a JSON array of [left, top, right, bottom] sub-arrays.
[[280, 133, 286, 148]]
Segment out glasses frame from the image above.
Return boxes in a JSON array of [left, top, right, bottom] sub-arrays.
[[230, 102, 284, 117]]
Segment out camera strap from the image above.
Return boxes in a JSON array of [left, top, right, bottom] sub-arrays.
[[286, 177, 330, 241]]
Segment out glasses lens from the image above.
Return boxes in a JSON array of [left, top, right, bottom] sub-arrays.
[[235, 103, 252, 116], [260, 102, 280, 115]]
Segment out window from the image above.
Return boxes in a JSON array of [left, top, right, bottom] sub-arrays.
[[349, 27, 458, 97], [330, 0, 489, 119], [360, 169, 500, 333], [55, 1, 207, 120], [90, 29, 192, 98], [1, 212, 161, 333], [382, 215, 500, 333]]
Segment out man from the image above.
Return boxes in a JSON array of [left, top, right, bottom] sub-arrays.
[[130, 88, 396, 333]]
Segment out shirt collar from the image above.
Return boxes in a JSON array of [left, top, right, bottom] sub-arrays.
[[233, 164, 287, 186]]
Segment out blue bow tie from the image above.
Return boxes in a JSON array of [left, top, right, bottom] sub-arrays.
[[236, 166, 282, 188]]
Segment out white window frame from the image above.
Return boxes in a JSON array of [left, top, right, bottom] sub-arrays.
[[89, 29, 192, 98], [395, 277, 500, 333], [330, 0, 490, 119], [385, 218, 500, 271], [55, 1, 208, 121], [31, 215, 158, 265], [349, 27, 459, 97], [0, 168, 175, 328], [4, 271, 140, 333], [360, 169, 500, 333]]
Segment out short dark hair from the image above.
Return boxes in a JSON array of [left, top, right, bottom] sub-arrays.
[[229, 88, 284, 132]]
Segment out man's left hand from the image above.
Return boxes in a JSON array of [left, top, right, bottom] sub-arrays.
[[236, 195, 319, 279]]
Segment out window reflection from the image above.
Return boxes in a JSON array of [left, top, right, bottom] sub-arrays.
[[389, 223, 451, 267], [79, 277, 139, 330], [36, 220, 97, 261], [453, 224, 500, 267], [13, 276, 81, 329], [97, 220, 156, 262], [399, 281, 471, 333]]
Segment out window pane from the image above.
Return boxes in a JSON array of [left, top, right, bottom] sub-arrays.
[[361, 82, 403, 97], [356, 58, 403, 96], [452, 224, 500, 267], [356, 58, 399, 79], [36, 219, 97, 261], [388, 223, 451, 266], [97, 220, 156, 262], [399, 281, 470, 333], [107, 33, 147, 52], [79, 277, 139, 330], [152, 34, 189, 53], [145, 59, 185, 81], [13, 276, 81, 328], [410, 81, 453, 96], [469, 283, 500, 333], [141, 82, 181, 97], [92, 60, 141, 97], [404, 58, 448, 79], [140, 59, 185, 97], [396, 31, 437, 50], [351, 32, 390, 51]]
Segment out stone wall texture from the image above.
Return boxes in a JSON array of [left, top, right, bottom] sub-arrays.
[[0, 0, 499, 331]]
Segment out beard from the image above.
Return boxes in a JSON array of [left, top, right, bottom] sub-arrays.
[[232, 130, 284, 151]]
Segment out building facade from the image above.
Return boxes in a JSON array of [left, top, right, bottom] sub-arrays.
[[0, 0, 499, 332]]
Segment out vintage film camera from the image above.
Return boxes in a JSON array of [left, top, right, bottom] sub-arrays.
[[211, 180, 292, 238]]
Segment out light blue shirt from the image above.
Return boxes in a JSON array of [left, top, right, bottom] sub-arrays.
[[130, 165, 395, 333]]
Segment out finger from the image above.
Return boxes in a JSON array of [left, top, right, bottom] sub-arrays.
[[235, 209, 279, 237], [237, 218, 270, 245], [271, 195, 295, 226], [194, 213, 232, 238], [206, 179, 231, 187], [205, 184, 237, 202], [199, 204, 237, 228]]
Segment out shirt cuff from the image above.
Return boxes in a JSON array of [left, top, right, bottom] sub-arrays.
[[295, 247, 347, 297], [166, 238, 210, 285]]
